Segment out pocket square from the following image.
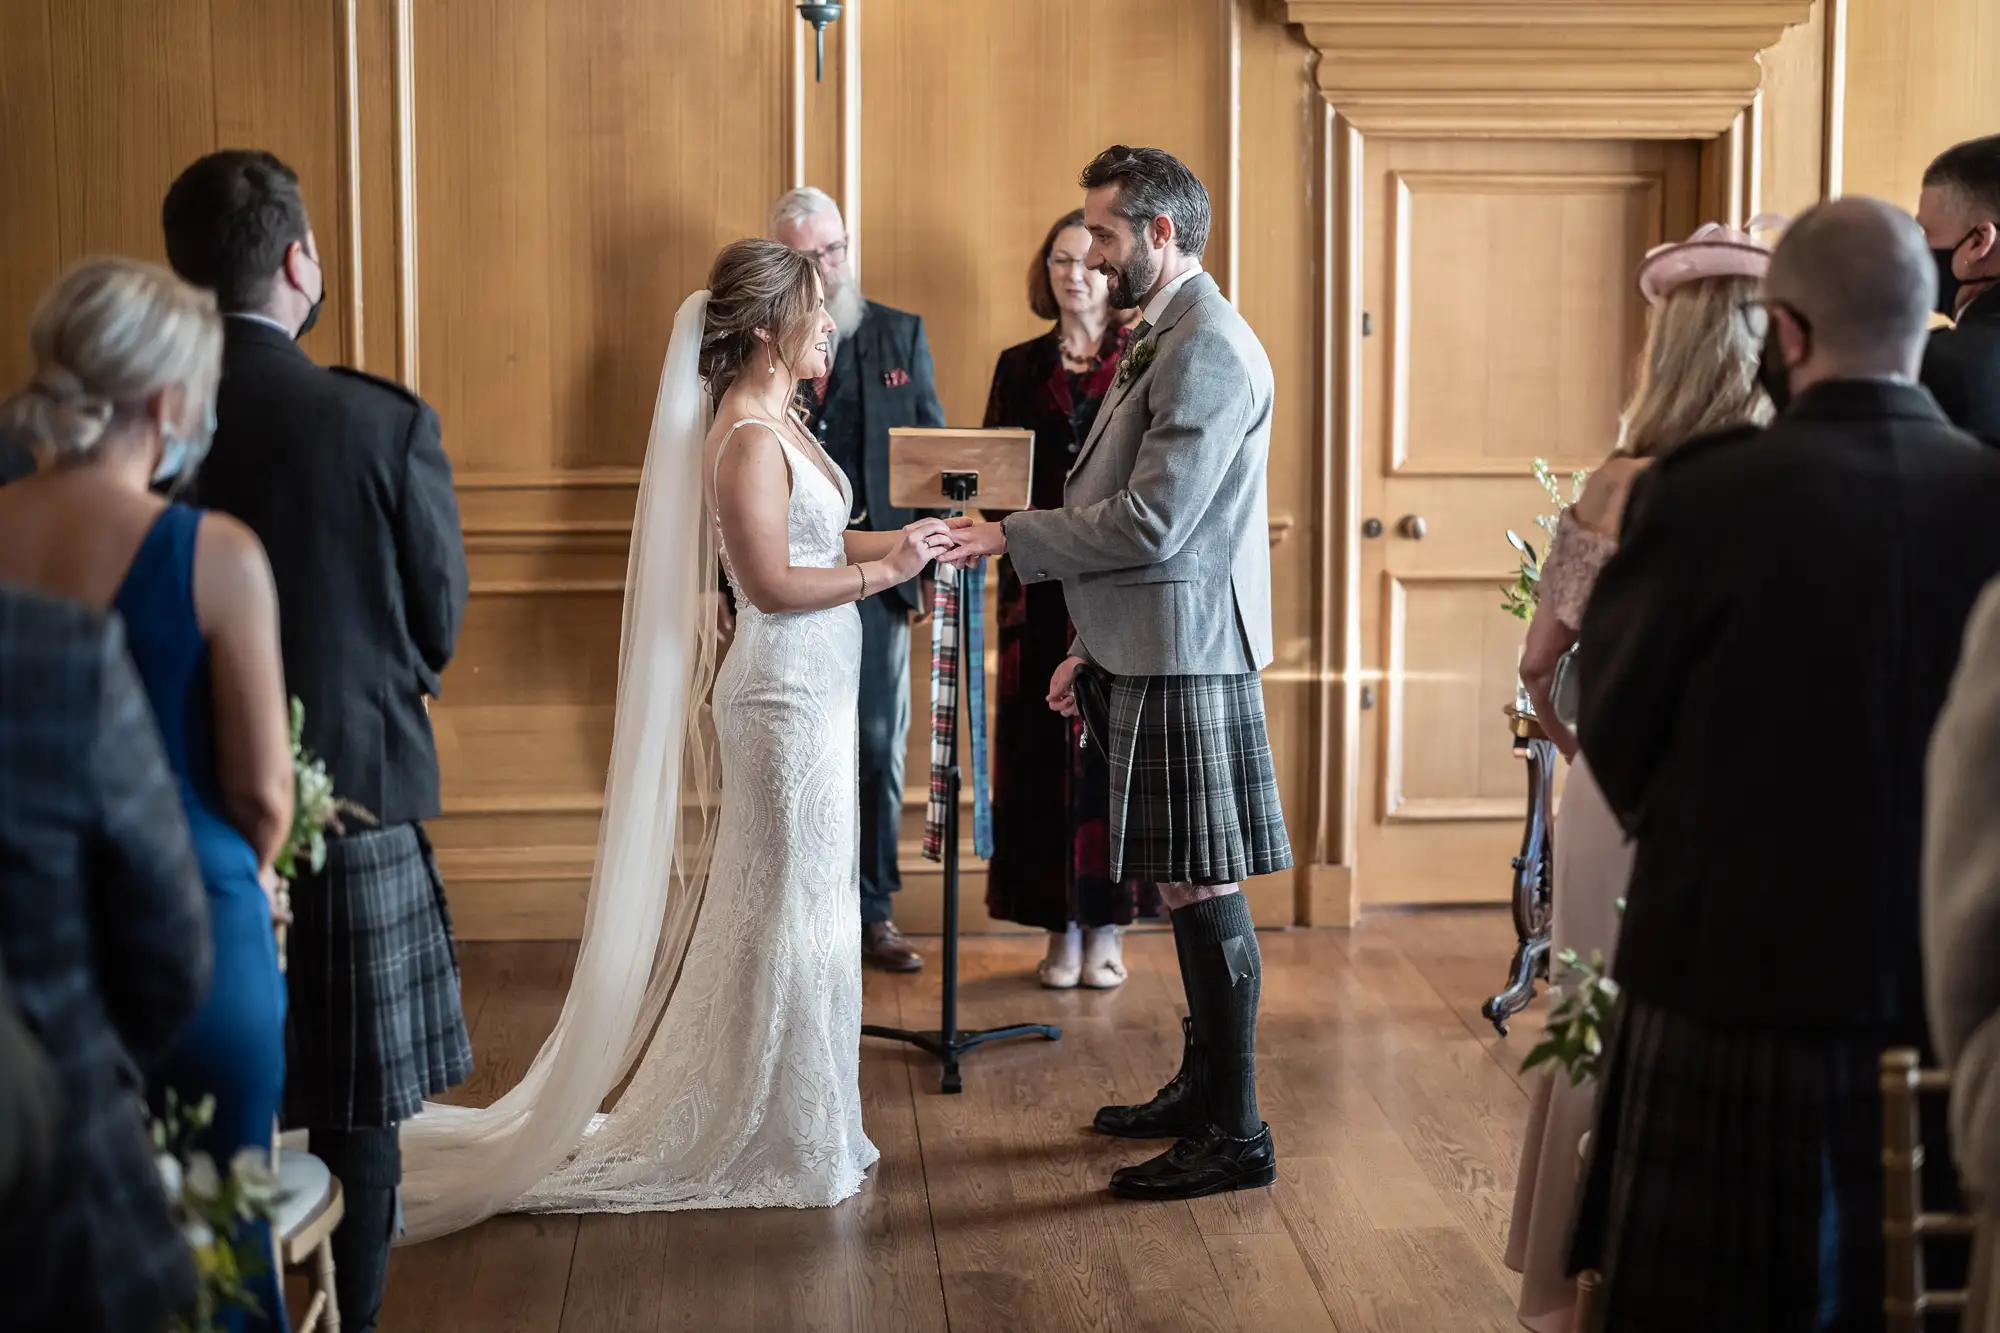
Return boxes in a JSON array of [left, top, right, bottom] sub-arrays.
[[883, 368, 911, 388]]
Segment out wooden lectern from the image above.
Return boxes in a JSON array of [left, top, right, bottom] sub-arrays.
[[861, 426, 1059, 1094]]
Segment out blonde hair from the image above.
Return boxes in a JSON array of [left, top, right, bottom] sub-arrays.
[[0, 257, 222, 465], [1616, 273, 1771, 459]]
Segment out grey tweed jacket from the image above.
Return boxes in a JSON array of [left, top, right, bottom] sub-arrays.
[[1001, 271, 1275, 677]]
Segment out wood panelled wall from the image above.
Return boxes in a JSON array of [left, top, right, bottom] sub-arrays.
[[1, 0, 1996, 937]]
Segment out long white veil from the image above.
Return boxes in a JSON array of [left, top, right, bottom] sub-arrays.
[[396, 290, 723, 1243]]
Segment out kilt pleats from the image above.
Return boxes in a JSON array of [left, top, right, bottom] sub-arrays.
[[1104, 672, 1291, 885], [1570, 998, 1886, 1332], [283, 823, 472, 1129]]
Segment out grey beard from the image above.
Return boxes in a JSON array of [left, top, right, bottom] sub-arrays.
[[827, 279, 866, 338]]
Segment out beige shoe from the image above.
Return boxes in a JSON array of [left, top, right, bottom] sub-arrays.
[[1080, 926, 1127, 989], [1039, 926, 1082, 988]]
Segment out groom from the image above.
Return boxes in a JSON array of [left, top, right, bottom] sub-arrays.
[[945, 146, 1291, 1200]]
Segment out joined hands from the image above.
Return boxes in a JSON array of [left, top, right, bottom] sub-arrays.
[[938, 514, 1007, 568]]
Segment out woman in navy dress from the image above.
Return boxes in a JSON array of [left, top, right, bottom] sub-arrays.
[[0, 259, 294, 1332], [980, 211, 1160, 988]]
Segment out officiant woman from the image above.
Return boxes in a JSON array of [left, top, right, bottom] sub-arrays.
[[981, 210, 1160, 990]]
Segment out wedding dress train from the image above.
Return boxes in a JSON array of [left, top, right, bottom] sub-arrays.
[[520, 419, 879, 1213], [395, 293, 873, 1240]]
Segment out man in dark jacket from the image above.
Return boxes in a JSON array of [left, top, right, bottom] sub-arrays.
[[771, 187, 947, 973], [163, 149, 472, 1333], [1918, 134, 2000, 434], [1569, 197, 2000, 1331], [0, 590, 211, 1331]]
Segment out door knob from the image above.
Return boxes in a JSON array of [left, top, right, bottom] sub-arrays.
[[1361, 517, 1383, 538], [1398, 514, 1428, 540]]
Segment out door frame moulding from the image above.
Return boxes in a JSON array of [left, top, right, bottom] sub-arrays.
[[1281, 0, 1813, 923]]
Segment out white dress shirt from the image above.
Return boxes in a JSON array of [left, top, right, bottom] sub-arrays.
[[1140, 261, 1204, 328]]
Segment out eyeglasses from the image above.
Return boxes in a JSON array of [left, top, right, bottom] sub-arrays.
[[800, 235, 850, 267], [1047, 255, 1092, 272]]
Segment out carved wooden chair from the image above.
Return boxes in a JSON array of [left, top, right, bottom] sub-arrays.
[[1882, 1048, 1976, 1332]]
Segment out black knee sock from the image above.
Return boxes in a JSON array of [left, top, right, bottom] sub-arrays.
[[311, 1125, 401, 1333], [1170, 894, 1262, 1138], [1166, 906, 1204, 1078]]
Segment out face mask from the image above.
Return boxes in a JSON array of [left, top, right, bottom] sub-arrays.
[[294, 248, 326, 339], [1933, 236, 1970, 318], [153, 400, 218, 486], [1755, 306, 1808, 415]]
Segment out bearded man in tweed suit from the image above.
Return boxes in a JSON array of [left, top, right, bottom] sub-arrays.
[[945, 145, 1291, 1200]]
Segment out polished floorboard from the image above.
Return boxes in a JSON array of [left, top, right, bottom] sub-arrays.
[[378, 910, 1546, 1332]]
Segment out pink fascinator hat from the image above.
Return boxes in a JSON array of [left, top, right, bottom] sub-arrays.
[[1635, 213, 1788, 305]]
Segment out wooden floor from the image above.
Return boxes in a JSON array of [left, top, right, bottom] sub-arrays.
[[380, 910, 1547, 1333]]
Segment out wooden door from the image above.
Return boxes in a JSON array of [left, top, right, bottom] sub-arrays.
[[1353, 137, 1700, 908]]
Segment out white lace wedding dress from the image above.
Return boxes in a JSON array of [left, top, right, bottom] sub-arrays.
[[516, 417, 879, 1213]]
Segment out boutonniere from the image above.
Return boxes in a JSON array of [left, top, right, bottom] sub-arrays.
[[1116, 337, 1156, 389], [882, 368, 911, 388]]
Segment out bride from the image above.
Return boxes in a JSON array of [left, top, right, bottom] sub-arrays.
[[394, 240, 951, 1233]]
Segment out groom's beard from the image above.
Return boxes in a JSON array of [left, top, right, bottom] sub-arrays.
[[826, 273, 867, 338], [1103, 245, 1160, 312]]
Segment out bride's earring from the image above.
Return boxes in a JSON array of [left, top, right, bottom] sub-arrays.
[[767, 346, 777, 375]]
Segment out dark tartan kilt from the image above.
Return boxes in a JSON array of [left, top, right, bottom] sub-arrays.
[[1568, 998, 1887, 1332], [283, 823, 473, 1129], [1103, 671, 1293, 885]]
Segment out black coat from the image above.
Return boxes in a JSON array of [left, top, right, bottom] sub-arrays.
[[802, 300, 947, 613], [1577, 380, 2000, 1036], [1921, 286, 2000, 435], [0, 590, 210, 1330], [189, 319, 467, 826]]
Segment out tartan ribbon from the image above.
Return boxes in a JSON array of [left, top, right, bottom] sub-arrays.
[[921, 559, 992, 862]]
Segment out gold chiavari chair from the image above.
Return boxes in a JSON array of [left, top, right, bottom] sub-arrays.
[[1883, 1048, 1977, 1332]]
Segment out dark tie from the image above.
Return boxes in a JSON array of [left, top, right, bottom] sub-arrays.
[[1130, 318, 1153, 343]]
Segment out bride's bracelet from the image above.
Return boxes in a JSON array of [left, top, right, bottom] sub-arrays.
[[857, 563, 870, 602]]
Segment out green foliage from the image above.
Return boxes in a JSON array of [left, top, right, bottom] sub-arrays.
[[1501, 459, 1590, 620], [274, 695, 375, 880], [151, 1090, 280, 1333], [1519, 899, 1627, 1087]]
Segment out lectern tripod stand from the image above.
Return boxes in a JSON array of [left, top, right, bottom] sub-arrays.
[[861, 454, 1060, 1093]]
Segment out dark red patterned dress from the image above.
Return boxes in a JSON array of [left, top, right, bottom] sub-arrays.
[[981, 324, 1162, 931]]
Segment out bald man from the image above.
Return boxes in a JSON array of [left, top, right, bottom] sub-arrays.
[[1567, 198, 2000, 1332]]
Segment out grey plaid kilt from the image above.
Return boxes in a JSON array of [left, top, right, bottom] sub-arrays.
[[283, 823, 472, 1128], [1568, 998, 1887, 1332], [1102, 672, 1293, 885]]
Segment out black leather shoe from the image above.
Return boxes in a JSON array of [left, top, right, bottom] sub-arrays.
[[1108, 1124, 1277, 1201], [1093, 1017, 1203, 1139]]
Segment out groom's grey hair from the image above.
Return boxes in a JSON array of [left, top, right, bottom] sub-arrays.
[[1080, 146, 1210, 258], [768, 186, 843, 237]]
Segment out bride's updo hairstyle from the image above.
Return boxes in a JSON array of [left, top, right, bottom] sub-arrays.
[[699, 238, 821, 401], [0, 257, 222, 467]]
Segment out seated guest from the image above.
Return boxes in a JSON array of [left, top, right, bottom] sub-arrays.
[[164, 149, 472, 1333], [980, 209, 1158, 989], [1917, 134, 2000, 434], [0, 587, 212, 1332], [0, 258, 294, 1333], [1925, 578, 2000, 1333], [1507, 220, 1773, 1333], [1568, 197, 2000, 1331]]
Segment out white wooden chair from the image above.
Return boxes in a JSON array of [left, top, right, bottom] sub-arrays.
[[272, 905, 344, 1331]]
